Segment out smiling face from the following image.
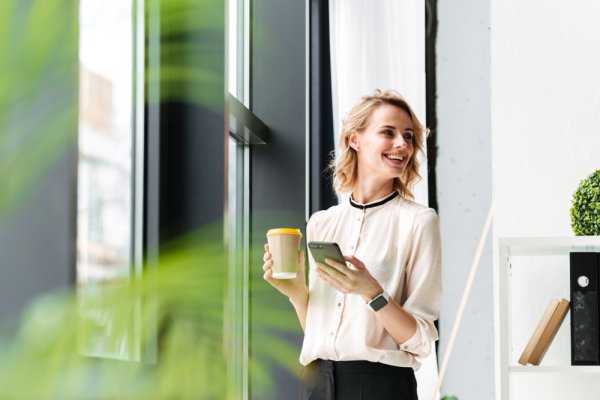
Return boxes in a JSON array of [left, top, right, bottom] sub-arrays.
[[348, 103, 415, 185]]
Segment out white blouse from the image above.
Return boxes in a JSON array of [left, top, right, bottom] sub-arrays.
[[299, 191, 442, 370]]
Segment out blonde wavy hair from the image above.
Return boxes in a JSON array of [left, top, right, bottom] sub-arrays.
[[329, 89, 428, 200]]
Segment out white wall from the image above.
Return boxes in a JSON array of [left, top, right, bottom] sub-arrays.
[[492, 1, 600, 239], [436, 0, 494, 399], [492, 0, 600, 398]]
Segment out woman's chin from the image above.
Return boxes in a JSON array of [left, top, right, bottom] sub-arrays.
[[383, 162, 406, 176]]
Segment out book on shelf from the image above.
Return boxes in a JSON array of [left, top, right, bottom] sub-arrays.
[[517, 298, 570, 366]]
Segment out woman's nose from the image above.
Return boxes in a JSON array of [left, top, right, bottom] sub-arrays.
[[394, 135, 407, 148]]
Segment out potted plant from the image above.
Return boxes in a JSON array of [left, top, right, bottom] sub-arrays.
[[570, 169, 600, 236]]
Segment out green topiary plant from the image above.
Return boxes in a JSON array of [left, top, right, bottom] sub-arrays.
[[570, 169, 600, 236]]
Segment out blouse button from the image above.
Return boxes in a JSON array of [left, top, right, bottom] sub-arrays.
[[337, 302, 341, 307]]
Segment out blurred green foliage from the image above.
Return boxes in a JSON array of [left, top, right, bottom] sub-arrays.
[[0, 0, 226, 221], [0, 226, 302, 398], [148, 0, 224, 112], [0, 0, 302, 398], [571, 169, 600, 236], [0, 0, 78, 220]]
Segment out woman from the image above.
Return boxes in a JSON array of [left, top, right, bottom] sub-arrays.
[[262, 90, 441, 399]]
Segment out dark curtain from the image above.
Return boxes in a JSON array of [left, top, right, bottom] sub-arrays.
[[309, 0, 337, 215]]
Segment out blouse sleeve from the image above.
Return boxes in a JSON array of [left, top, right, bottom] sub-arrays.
[[398, 208, 442, 358]]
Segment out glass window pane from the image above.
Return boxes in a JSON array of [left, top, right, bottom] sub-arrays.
[[77, 0, 137, 360], [78, 0, 133, 285]]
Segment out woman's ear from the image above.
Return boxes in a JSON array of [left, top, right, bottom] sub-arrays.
[[348, 131, 359, 151]]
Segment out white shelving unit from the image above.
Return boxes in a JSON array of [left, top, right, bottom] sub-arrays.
[[495, 237, 600, 400]]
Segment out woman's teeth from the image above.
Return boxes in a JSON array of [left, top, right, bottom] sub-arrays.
[[385, 155, 404, 161]]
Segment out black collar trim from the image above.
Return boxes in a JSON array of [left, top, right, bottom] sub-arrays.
[[349, 191, 398, 210]]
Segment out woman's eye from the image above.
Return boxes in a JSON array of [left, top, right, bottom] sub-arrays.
[[382, 130, 393, 136], [403, 133, 414, 141]]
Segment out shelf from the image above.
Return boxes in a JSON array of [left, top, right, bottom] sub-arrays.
[[498, 237, 600, 256], [495, 236, 600, 399], [509, 365, 600, 373]]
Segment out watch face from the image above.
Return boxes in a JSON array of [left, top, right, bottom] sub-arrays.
[[370, 295, 388, 311]]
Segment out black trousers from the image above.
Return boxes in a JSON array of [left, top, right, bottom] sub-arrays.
[[300, 359, 418, 400]]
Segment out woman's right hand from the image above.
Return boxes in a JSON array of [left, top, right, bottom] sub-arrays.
[[262, 243, 308, 303]]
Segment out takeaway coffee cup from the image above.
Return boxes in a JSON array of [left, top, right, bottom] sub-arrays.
[[266, 228, 303, 279]]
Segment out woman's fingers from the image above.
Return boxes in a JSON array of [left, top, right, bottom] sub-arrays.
[[262, 259, 273, 271], [316, 262, 346, 283], [316, 266, 346, 292], [316, 256, 376, 297], [263, 267, 273, 280], [324, 258, 348, 276], [263, 251, 271, 262], [343, 255, 365, 270]]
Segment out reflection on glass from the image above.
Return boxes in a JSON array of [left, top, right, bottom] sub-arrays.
[[77, 0, 137, 360], [226, 136, 254, 391], [228, 0, 246, 103]]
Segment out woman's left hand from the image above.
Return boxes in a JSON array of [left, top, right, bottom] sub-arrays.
[[315, 255, 383, 303]]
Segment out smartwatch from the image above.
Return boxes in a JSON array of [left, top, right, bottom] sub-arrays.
[[368, 290, 389, 312]]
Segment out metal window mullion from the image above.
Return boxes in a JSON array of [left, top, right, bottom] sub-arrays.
[[133, 0, 145, 281], [241, 0, 251, 399], [243, 0, 250, 107], [241, 143, 250, 400], [305, 0, 310, 222], [127, 0, 147, 364], [143, 0, 161, 365]]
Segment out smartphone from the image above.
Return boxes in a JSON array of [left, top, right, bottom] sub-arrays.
[[307, 241, 345, 265]]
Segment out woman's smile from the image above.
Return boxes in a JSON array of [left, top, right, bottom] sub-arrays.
[[383, 152, 408, 168]]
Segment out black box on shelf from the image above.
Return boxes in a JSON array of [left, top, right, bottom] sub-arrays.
[[570, 252, 600, 365]]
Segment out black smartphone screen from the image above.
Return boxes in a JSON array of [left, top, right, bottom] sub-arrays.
[[307, 241, 345, 265]]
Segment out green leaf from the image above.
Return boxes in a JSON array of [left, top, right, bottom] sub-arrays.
[[571, 169, 600, 235]]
